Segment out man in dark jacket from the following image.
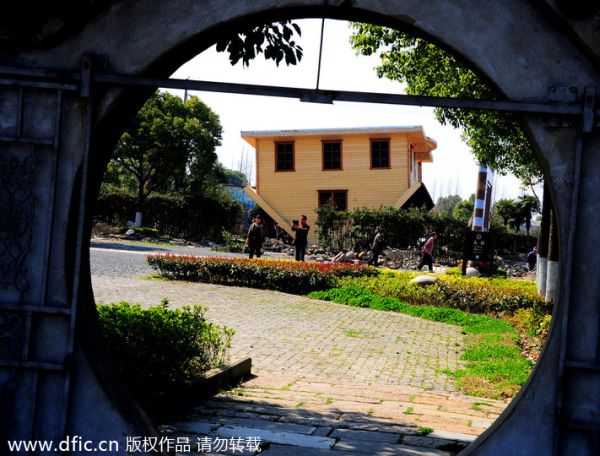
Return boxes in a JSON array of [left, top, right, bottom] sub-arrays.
[[368, 227, 386, 267], [246, 215, 265, 259]]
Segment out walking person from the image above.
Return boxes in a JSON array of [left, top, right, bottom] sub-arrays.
[[417, 232, 438, 272], [291, 215, 310, 261], [246, 215, 265, 259], [368, 227, 386, 267]]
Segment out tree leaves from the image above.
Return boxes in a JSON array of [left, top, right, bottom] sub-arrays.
[[216, 21, 303, 67], [349, 23, 541, 181]]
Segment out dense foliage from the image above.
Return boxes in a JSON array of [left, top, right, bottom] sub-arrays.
[[95, 191, 242, 242], [349, 23, 540, 184], [104, 91, 223, 224], [97, 300, 233, 410], [336, 272, 549, 316], [308, 286, 531, 398], [147, 255, 378, 294], [316, 206, 536, 254]]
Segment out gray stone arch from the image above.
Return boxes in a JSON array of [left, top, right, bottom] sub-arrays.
[[3, 1, 600, 454]]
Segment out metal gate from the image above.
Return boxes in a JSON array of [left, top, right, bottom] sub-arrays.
[[0, 68, 91, 446], [0, 55, 597, 453]]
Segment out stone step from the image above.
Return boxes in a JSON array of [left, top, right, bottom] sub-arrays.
[[206, 394, 492, 435], [164, 372, 507, 454], [230, 387, 499, 420]]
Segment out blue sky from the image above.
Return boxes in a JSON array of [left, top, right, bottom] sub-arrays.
[[169, 19, 525, 201]]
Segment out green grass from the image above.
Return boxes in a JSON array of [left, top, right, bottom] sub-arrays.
[[345, 329, 360, 338], [403, 406, 414, 415], [417, 426, 434, 435], [308, 286, 532, 399], [140, 273, 171, 281]]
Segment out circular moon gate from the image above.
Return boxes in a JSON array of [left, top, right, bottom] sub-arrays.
[[1, 1, 600, 455]]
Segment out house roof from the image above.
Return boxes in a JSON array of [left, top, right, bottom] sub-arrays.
[[395, 182, 435, 211], [241, 126, 437, 161]]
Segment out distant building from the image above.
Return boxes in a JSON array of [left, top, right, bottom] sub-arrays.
[[223, 184, 255, 230], [241, 126, 437, 243]]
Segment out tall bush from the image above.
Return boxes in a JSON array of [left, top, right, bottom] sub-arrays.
[[316, 205, 535, 254], [94, 191, 242, 241]]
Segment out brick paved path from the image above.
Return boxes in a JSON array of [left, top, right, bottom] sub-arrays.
[[93, 274, 509, 454], [93, 276, 464, 391]]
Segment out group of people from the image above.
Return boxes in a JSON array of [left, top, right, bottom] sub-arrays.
[[368, 228, 438, 271], [247, 215, 438, 271], [246, 214, 310, 261]]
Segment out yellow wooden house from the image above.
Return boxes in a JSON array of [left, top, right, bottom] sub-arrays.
[[241, 126, 437, 244]]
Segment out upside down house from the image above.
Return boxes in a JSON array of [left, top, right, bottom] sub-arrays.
[[241, 126, 437, 244]]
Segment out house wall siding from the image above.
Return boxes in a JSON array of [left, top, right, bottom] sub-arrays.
[[255, 133, 412, 236]]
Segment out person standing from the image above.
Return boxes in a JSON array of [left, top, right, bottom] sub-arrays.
[[368, 227, 386, 267], [417, 232, 438, 272], [527, 246, 538, 271], [292, 215, 310, 261], [246, 215, 265, 259]]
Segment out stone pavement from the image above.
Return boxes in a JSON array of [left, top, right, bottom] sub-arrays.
[[92, 275, 509, 454]]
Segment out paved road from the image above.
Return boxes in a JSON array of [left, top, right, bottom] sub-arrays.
[[89, 237, 289, 277]]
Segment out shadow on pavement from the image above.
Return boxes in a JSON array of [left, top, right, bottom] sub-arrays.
[[90, 241, 169, 253]]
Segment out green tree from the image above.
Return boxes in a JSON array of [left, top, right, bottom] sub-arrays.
[[107, 91, 223, 225], [452, 194, 475, 225], [432, 194, 462, 218], [215, 165, 249, 187], [517, 195, 540, 234], [349, 24, 541, 184], [495, 199, 517, 228]]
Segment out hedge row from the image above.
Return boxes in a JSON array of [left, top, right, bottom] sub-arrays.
[[336, 272, 549, 316], [97, 299, 233, 413], [94, 191, 242, 242], [316, 206, 536, 254], [147, 255, 379, 294]]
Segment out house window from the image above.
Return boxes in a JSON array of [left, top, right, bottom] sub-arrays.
[[318, 190, 348, 211], [275, 142, 294, 171], [371, 139, 390, 168], [322, 141, 342, 170]]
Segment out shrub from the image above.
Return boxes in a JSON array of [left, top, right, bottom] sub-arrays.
[[95, 191, 242, 242], [97, 299, 233, 410], [120, 226, 159, 238], [336, 272, 549, 316], [511, 308, 552, 337], [445, 266, 508, 278], [147, 255, 379, 294], [315, 205, 536, 254], [212, 231, 246, 253]]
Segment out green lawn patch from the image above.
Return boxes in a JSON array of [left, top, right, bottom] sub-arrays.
[[308, 286, 532, 399]]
